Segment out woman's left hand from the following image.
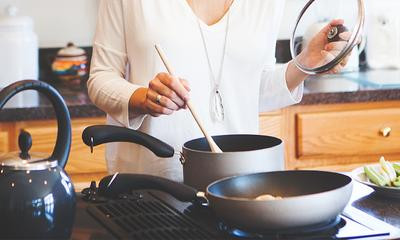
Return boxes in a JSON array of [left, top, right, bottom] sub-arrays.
[[299, 19, 352, 74]]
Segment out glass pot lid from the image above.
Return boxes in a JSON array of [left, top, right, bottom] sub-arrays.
[[290, 0, 365, 75]]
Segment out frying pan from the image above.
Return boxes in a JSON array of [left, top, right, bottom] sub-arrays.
[[82, 125, 284, 190], [97, 170, 353, 230]]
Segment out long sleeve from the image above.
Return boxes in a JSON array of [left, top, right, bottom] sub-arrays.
[[258, 0, 303, 112], [259, 62, 304, 112], [88, 0, 146, 129]]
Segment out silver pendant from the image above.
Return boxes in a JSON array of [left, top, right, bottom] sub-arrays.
[[210, 87, 224, 122]]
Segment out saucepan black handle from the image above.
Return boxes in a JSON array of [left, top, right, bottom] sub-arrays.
[[98, 174, 199, 203], [82, 125, 174, 158]]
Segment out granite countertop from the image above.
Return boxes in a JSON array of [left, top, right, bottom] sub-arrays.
[[1, 69, 400, 122], [301, 69, 400, 105], [0, 82, 106, 122], [348, 180, 400, 230]]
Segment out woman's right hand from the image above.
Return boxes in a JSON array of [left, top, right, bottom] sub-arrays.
[[130, 72, 191, 117]]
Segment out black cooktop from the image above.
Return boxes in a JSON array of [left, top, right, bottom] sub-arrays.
[[79, 187, 393, 240]]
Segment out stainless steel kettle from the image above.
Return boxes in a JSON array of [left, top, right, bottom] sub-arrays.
[[0, 80, 75, 238]]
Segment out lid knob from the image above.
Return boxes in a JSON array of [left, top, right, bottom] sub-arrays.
[[327, 24, 349, 43], [19, 129, 32, 160]]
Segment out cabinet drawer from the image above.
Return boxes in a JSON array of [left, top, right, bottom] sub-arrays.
[[296, 108, 400, 158]]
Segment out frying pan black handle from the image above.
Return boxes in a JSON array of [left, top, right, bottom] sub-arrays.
[[98, 174, 199, 203], [82, 125, 174, 158]]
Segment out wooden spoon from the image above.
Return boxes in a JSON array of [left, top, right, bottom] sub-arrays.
[[154, 44, 223, 153]]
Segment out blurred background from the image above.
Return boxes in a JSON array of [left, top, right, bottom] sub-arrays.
[[0, 0, 399, 93], [0, 0, 97, 48]]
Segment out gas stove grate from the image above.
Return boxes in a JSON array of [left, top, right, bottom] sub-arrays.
[[87, 192, 217, 240]]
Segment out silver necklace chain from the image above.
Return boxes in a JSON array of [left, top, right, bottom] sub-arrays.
[[195, 2, 231, 122]]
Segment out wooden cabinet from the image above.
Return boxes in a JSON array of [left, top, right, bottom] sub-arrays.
[[0, 123, 13, 152], [16, 118, 107, 174], [1, 118, 107, 183], [260, 101, 400, 172], [259, 110, 284, 139], [0, 131, 8, 152], [1, 100, 399, 182], [296, 108, 400, 158]]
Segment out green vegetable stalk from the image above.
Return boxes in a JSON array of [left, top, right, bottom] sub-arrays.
[[393, 176, 400, 187], [394, 180, 400, 187], [393, 163, 400, 176], [363, 158, 400, 188], [364, 166, 389, 187], [380, 156, 397, 181]]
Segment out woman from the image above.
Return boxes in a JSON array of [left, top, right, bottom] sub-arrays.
[[88, 0, 347, 181]]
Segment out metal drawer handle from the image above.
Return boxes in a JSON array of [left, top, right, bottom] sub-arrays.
[[380, 127, 392, 137]]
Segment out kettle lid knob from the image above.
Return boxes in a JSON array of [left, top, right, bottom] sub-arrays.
[[18, 129, 32, 160]]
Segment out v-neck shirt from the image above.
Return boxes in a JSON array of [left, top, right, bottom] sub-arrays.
[[88, 0, 303, 181]]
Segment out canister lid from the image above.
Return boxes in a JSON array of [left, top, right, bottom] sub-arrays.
[[57, 42, 87, 58], [0, 6, 34, 32]]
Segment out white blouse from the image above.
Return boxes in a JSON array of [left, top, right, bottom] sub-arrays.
[[88, 0, 303, 182]]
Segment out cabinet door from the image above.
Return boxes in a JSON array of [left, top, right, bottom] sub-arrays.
[[259, 112, 283, 138], [15, 118, 107, 175], [0, 123, 13, 152], [0, 131, 8, 152]]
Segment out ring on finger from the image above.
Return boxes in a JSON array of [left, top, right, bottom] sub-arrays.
[[155, 94, 162, 105]]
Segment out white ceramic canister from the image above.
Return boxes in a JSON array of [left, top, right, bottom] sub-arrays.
[[0, 6, 39, 108]]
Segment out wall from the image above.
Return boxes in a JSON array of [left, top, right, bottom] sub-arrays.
[[0, 0, 397, 46], [279, 0, 308, 40], [0, 0, 98, 48], [279, 0, 371, 39]]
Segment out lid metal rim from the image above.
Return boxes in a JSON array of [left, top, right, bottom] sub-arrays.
[[1, 160, 58, 171], [290, 0, 365, 75]]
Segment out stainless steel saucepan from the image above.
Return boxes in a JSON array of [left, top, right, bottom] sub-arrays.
[[82, 125, 284, 190], [96, 170, 353, 230]]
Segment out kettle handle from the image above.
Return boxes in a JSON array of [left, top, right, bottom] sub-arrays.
[[0, 80, 71, 168]]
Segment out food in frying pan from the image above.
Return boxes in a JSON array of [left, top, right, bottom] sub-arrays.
[[254, 194, 283, 201], [364, 156, 400, 188]]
